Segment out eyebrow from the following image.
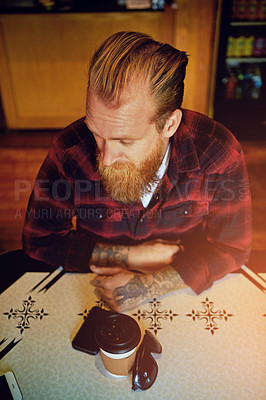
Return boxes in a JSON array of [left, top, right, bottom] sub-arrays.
[[85, 119, 140, 141]]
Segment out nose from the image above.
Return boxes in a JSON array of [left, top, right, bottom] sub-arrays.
[[101, 141, 120, 166]]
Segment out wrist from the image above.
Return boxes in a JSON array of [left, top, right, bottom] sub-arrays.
[[127, 245, 138, 269], [148, 266, 187, 297], [91, 242, 131, 268]]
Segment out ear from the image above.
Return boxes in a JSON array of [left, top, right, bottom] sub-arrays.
[[163, 109, 182, 139]]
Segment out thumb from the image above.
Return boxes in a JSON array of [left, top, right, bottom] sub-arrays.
[[90, 265, 122, 275]]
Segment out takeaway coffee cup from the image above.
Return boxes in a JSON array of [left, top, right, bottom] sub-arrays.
[[95, 313, 141, 377]]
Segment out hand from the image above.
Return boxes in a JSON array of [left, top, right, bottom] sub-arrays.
[[128, 239, 184, 272], [90, 265, 148, 312], [90, 264, 186, 312]]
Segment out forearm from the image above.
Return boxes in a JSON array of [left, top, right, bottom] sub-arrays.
[[91, 239, 181, 270], [23, 228, 96, 272], [174, 151, 252, 294], [91, 242, 130, 268], [113, 266, 187, 311], [172, 237, 251, 294]]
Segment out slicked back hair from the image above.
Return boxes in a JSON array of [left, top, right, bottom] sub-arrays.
[[88, 31, 188, 131]]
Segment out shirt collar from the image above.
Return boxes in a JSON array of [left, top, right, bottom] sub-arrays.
[[141, 142, 170, 208]]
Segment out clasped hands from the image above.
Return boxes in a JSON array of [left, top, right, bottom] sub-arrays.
[[90, 239, 183, 312]]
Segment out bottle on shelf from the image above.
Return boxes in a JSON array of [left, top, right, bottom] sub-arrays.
[[227, 36, 237, 57], [247, 0, 259, 20], [234, 0, 249, 20], [235, 35, 246, 56], [222, 64, 263, 100], [253, 36, 265, 55], [256, 0, 266, 20], [250, 65, 263, 98], [236, 68, 245, 98], [223, 68, 238, 99], [243, 35, 255, 56], [231, 0, 266, 20]]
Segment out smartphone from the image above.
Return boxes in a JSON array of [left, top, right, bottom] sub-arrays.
[[0, 372, 23, 400], [72, 306, 111, 355]]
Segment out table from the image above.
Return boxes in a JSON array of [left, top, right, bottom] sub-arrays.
[[0, 266, 265, 400]]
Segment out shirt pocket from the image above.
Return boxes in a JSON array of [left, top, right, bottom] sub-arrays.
[[77, 205, 124, 222], [159, 201, 209, 233]]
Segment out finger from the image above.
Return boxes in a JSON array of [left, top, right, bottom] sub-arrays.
[[91, 276, 105, 288], [178, 244, 185, 253], [172, 244, 185, 256], [100, 295, 120, 313], [156, 238, 181, 245], [92, 285, 120, 312], [90, 265, 122, 275]]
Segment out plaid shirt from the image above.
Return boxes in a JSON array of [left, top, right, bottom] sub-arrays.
[[23, 109, 252, 294]]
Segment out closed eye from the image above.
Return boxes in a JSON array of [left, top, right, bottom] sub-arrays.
[[119, 139, 135, 146]]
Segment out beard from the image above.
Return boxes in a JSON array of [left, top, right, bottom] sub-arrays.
[[97, 136, 166, 204]]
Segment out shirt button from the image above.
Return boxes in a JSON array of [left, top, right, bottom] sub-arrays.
[[140, 218, 144, 223], [98, 214, 103, 219], [184, 210, 188, 215]]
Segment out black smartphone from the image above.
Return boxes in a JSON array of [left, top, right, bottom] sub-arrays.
[[72, 306, 111, 355]]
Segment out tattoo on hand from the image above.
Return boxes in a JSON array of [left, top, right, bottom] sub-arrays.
[[114, 275, 148, 305], [113, 267, 187, 309]]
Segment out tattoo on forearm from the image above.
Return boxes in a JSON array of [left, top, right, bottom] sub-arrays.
[[92, 243, 130, 268], [113, 267, 187, 309]]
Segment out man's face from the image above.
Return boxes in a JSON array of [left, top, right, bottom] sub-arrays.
[[85, 86, 169, 204]]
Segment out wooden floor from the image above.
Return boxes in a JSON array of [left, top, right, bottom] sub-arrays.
[[0, 135, 265, 253]]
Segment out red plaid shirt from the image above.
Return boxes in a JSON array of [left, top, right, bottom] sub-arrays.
[[23, 109, 252, 294]]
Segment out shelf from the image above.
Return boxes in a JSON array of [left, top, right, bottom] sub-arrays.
[[226, 57, 266, 65], [231, 21, 266, 26]]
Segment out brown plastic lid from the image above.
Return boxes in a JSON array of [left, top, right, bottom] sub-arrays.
[[95, 313, 141, 354]]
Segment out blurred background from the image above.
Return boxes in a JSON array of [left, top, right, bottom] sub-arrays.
[[0, 0, 265, 260]]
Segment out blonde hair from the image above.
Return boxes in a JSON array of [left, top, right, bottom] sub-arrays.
[[88, 31, 188, 130]]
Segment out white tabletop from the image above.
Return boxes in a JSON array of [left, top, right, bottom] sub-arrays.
[[0, 267, 265, 400]]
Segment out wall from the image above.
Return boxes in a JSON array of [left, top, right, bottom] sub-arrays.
[[0, 2, 218, 129]]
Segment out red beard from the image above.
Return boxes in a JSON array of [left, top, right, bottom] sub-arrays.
[[97, 137, 166, 204]]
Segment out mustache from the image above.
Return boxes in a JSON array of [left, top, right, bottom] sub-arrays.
[[96, 149, 137, 172]]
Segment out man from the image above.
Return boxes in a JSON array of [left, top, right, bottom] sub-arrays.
[[23, 31, 251, 312]]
